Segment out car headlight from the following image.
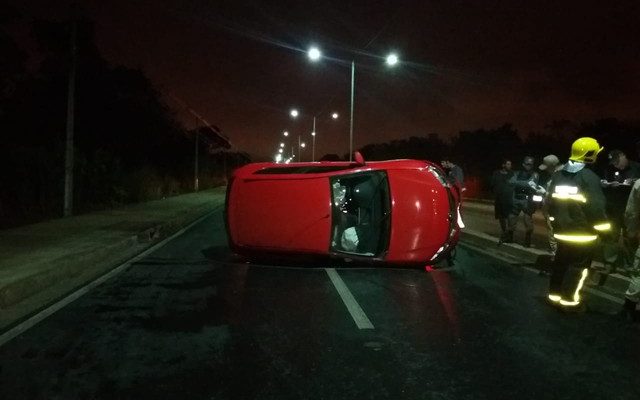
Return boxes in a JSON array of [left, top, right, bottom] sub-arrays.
[[457, 205, 465, 229]]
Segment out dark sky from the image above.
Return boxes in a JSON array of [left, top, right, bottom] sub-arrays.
[[6, 0, 640, 159]]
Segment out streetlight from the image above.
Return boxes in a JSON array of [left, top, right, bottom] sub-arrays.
[[308, 47, 321, 61], [280, 131, 293, 154], [298, 137, 306, 161], [310, 111, 339, 161], [306, 46, 399, 161], [386, 53, 399, 66], [290, 108, 299, 118]]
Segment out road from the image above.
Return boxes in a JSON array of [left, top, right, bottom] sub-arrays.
[[1, 210, 638, 399]]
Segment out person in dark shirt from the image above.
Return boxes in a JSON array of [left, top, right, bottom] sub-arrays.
[[601, 150, 640, 269], [441, 158, 465, 196], [503, 156, 541, 247], [491, 159, 514, 237]]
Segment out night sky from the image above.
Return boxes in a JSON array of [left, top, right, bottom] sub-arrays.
[[6, 0, 640, 159]]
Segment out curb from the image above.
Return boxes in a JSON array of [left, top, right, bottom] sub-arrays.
[[462, 201, 546, 222], [0, 199, 223, 314], [460, 228, 631, 300]]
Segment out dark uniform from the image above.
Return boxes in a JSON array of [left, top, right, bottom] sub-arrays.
[[547, 160, 609, 309], [505, 157, 539, 246], [601, 156, 640, 268], [491, 168, 514, 234]]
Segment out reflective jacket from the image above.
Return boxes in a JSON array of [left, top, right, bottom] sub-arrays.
[[547, 161, 609, 242]]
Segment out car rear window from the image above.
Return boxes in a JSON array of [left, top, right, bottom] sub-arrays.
[[255, 166, 352, 174], [329, 171, 391, 257]]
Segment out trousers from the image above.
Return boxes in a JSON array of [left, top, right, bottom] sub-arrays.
[[627, 247, 640, 303], [507, 208, 533, 234], [549, 241, 593, 305]]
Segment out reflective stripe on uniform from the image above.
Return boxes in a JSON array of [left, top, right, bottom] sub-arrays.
[[553, 233, 598, 243], [593, 223, 611, 231], [552, 185, 587, 202], [555, 185, 579, 194], [548, 269, 589, 307], [551, 193, 587, 202]]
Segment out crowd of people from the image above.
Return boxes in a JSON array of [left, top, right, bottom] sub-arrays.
[[489, 137, 640, 321]]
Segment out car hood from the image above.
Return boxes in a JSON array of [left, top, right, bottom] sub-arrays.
[[386, 169, 451, 263], [228, 177, 332, 253]]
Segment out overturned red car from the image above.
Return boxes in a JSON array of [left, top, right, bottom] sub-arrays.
[[224, 153, 463, 267]]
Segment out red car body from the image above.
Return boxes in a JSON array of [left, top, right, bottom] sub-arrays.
[[224, 156, 462, 266]]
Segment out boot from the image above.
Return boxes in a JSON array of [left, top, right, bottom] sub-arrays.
[[524, 232, 532, 248], [499, 231, 513, 245]]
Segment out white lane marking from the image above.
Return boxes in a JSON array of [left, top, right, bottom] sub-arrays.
[[325, 268, 374, 330], [0, 210, 217, 348], [458, 242, 522, 265]]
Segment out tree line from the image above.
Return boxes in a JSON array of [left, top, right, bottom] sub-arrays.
[[357, 119, 640, 198], [0, 13, 248, 229]]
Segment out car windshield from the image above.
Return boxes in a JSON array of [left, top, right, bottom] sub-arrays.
[[329, 171, 391, 256]]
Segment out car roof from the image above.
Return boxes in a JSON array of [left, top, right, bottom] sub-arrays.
[[233, 159, 439, 179]]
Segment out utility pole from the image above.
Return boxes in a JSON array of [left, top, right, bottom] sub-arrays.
[[194, 120, 199, 192], [349, 60, 355, 162], [63, 20, 77, 217], [312, 116, 316, 162]]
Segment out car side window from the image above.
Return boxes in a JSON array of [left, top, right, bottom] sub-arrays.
[[330, 171, 390, 256]]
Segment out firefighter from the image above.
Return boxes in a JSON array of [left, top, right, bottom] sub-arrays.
[[546, 137, 610, 312]]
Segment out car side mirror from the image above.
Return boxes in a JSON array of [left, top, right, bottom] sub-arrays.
[[353, 151, 366, 166]]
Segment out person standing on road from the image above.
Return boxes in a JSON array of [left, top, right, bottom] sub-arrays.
[[621, 179, 640, 322], [546, 137, 610, 312], [538, 154, 564, 257], [600, 149, 640, 270], [441, 158, 465, 195], [491, 159, 514, 238], [503, 156, 540, 247]]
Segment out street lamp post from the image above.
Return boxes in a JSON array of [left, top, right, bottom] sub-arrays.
[[312, 117, 316, 162], [311, 112, 338, 162], [298, 135, 306, 161], [307, 47, 399, 161], [283, 130, 292, 158], [349, 60, 355, 161]]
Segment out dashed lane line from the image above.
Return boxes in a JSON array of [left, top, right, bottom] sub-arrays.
[[325, 268, 374, 330]]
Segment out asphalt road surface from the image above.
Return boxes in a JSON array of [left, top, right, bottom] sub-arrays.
[[1, 211, 638, 400]]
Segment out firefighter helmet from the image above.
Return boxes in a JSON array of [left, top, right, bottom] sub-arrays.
[[569, 137, 603, 163]]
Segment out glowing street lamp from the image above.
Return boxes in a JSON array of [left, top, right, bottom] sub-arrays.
[[386, 53, 399, 66], [310, 111, 338, 161], [290, 109, 299, 118], [280, 142, 285, 147], [283, 131, 289, 137], [308, 47, 321, 61], [303, 47, 399, 160], [278, 148, 283, 153]]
